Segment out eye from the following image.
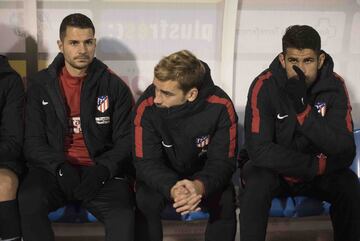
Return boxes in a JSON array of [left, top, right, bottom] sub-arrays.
[[85, 39, 95, 46]]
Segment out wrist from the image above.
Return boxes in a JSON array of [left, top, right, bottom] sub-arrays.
[[193, 179, 205, 196]]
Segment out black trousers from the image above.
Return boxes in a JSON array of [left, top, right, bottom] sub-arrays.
[[239, 163, 360, 241], [18, 167, 135, 241], [135, 181, 237, 241]]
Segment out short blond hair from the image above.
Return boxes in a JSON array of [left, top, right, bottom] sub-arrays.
[[154, 50, 205, 93]]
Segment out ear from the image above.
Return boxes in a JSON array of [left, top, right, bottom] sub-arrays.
[[57, 40, 63, 53], [278, 53, 286, 69], [318, 52, 325, 69], [186, 88, 198, 102]]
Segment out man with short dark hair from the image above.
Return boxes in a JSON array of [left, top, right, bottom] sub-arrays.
[[19, 13, 135, 241], [0, 55, 24, 241], [133, 50, 238, 241], [240, 25, 360, 241]]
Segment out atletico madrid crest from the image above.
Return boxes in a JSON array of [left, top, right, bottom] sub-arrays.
[[97, 96, 109, 113], [195, 135, 210, 148], [314, 102, 326, 117]]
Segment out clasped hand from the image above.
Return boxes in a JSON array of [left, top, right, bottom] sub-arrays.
[[170, 179, 204, 215]]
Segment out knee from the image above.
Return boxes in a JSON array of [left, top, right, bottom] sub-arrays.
[[136, 186, 165, 215], [332, 170, 360, 201], [18, 179, 47, 215], [0, 168, 19, 201], [241, 165, 278, 202], [243, 165, 277, 191]]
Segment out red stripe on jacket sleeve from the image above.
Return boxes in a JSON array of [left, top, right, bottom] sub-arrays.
[[250, 71, 272, 133], [134, 97, 154, 158], [207, 95, 237, 158], [334, 73, 353, 132]]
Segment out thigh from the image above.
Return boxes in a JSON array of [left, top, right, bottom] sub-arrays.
[[18, 167, 67, 213], [203, 184, 236, 221], [299, 169, 360, 202], [135, 181, 168, 214], [242, 162, 283, 196], [84, 177, 135, 222]]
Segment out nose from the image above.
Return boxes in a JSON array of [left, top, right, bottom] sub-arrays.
[[154, 91, 162, 105], [78, 43, 87, 54], [295, 63, 306, 75]]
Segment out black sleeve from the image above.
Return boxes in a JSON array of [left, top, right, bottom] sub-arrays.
[[192, 99, 238, 197], [24, 83, 66, 175], [94, 78, 133, 178], [245, 76, 317, 179], [298, 75, 355, 173], [133, 98, 179, 200], [0, 73, 24, 164]]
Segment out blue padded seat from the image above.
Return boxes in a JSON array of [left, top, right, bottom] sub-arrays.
[[161, 204, 209, 221], [49, 202, 209, 223], [48, 204, 96, 223]]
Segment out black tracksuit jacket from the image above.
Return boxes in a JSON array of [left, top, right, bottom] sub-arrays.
[[133, 63, 238, 199], [24, 53, 133, 178], [0, 55, 24, 175], [244, 52, 355, 180]]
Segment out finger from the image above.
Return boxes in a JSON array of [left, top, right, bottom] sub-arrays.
[[186, 195, 202, 207], [174, 193, 191, 203], [173, 196, 190, 208], [292, 65, 305, 81], [176, 198, 201, 214], [174, 194, 201, 211], [175, 203, 192, 213], [180, 203, 202, 216], [174, 192, 200, 204], [188, 199, 202, 212]]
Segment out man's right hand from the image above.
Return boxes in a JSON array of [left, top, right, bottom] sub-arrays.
[[171, 180, 202, 215], [56, 162, 80, 199], [285, 65, 308, 113]]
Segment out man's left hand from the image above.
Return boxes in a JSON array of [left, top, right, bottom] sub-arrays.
[[74, 164, 110, 202], [172, 179, 205, 215]]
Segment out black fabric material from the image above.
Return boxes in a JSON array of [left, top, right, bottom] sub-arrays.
[[135, 181, 237, 241], [0, 199, 21, 239], [240, 162, 360, 241], [133, 61, 238, 199], [0, 55, 25, 176], [285, 65, 308, 113], [74, 164, 110, 201], [19, 167, 135, 241], [24, 53, 134, 178], [56, 162, 80, 200]]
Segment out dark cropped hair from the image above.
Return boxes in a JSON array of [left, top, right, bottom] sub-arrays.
[[59, 13, 95, 40], [154, 50, 205, 93], [282, 25, 321, 55]]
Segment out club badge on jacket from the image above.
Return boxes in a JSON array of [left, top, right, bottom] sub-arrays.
[[97, 96, 109, 113], [196, 135, 210, 157], [314, 102, 326, 117], [96, 96, 110, 124]]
